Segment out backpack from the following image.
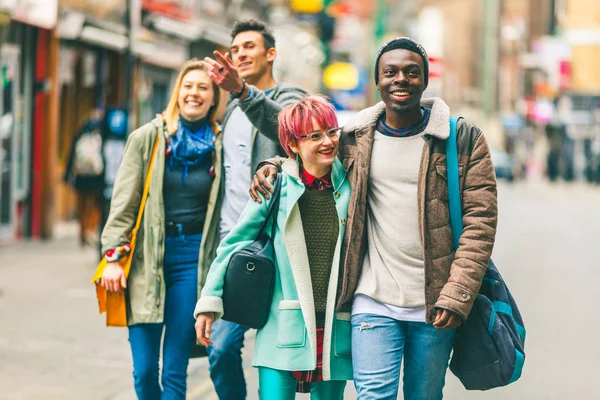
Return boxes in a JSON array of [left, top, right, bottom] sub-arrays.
[[73, 129, 104, 177], [446, 116, 526, 390]]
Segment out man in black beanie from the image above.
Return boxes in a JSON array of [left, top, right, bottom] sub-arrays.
[[251, 37, 498, 399]]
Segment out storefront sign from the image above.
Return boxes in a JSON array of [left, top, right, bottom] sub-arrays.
[[0, 0, 17, 13], [12, 0, 58, 30]]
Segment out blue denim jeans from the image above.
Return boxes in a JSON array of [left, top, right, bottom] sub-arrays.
[[128, 233, 201, 400], [351, 314, 456, 400], [206, 319, 249, 400], [258, 367, 346, 400]]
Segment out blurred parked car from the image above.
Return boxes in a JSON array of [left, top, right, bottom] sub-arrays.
[[490, 147, 523, 181]]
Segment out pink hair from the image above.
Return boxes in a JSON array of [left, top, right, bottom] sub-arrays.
[[278, 95, 338, 158]]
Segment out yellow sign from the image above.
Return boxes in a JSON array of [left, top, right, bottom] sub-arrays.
[[323, 62, 360, 90], [290, 0, 324, 14]]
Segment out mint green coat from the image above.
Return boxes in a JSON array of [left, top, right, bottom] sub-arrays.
[[194, 157, 353, 381]]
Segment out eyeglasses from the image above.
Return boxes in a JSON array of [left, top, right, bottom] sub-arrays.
[[299, 127, 341, 143]]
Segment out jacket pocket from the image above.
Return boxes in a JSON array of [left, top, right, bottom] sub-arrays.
[[277, 300, 307, 348], [334, 312, 352, 357], [434, 163, 464, 200]]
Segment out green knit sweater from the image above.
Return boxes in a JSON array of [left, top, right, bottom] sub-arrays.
[[297, 188, 339, 327]]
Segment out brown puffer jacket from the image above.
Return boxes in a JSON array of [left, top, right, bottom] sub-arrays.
[[336, 98, 498, 323]]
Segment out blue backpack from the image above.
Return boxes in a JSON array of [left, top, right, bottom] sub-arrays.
[[446, 116, 526, 390]]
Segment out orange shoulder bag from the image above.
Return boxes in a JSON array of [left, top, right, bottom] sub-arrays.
[[90, 133, 160, 327]]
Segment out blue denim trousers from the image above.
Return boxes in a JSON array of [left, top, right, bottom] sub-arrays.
[[206, 319, 249, 399], [258, 367, 346, 400], [128, 233, 201, 400], [351, 314, 456, 400]]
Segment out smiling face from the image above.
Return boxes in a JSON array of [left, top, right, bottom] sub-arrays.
[[377, 49, 426, 114], [289, 118, 339, 175], [230, 30, 276, 83], [177, 69, 215, 121]]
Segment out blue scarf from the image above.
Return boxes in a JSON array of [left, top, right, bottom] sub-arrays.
[[167, 117, 215, 183]]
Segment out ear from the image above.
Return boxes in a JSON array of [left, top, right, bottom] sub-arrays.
[[266, 47, 277, 63], [288, 140, 299, 155]]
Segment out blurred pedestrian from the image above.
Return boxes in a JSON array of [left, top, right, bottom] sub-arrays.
[[99, 59, 222, 399], [64, 108, 106, 248], [195, 96, 352, 399], [251, 37, 498, 399], [199, 18, 307, 399]]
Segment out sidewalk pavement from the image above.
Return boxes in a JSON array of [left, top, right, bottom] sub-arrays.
[[0, 231, 254, 400]]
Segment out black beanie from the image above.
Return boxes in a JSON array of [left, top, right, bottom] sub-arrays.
[[374, 37, 429, 87]]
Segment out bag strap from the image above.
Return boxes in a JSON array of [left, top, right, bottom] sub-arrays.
[[269, 175, 282, 239], [257, 174, 282, 239], [126, 132, 160, 265], [446, 116, 464, 251]]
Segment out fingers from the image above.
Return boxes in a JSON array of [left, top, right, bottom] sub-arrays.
[[195, 318, 213, 347], [101, 269, 125, 293], [256, 167, 277, 194], [433, 309, 451, 328], [224, 52, 235, 68], [203, 56, 223, 73], [213, 51, 229, 69], [256, 173, 272, 200], [195, 319, 207, 345], [111, 276, 120, 293], [249, 175, 263, 203], [448, 315, 462, 328], [434, 310, 461, 329], [205, 318, 213, 342], [206, 69, 223, 85]]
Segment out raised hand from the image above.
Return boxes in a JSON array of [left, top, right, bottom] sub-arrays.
[[204, 50, 246, 95]]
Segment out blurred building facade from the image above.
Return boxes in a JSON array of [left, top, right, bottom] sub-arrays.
[[1, 0, 598, 243]]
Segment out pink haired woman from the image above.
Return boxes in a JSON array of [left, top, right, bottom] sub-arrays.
[[194, 96, 353, 399]]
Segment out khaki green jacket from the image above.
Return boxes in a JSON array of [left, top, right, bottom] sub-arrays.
[[100, 116, 223, 325]]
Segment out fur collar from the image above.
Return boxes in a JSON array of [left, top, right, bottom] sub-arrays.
[[342, 97, 451, 140]]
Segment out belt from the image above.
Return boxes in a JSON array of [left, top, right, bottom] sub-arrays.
[[165, 221, 204, 237]]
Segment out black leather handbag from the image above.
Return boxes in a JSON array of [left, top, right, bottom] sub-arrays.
[[221, 175, 282, 329]]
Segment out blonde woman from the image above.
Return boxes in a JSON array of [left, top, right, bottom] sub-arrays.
[[100, 59, 222, 399]]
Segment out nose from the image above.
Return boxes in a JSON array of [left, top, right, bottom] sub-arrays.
[[321, 133, 334, 146], [393, 71, 408, 85], [189, 85, 201, 97], [237, 48, 247, 61]]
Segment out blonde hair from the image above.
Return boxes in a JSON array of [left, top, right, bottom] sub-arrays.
[[163, 59, 220, 134]]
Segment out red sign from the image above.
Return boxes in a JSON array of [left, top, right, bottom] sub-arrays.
[[428, 56, 444, 79], [559, 60, 572, 91], [142, 0, 193, 21]]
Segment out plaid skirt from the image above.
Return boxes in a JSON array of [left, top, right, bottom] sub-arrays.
[[292, 328, 325, 393]]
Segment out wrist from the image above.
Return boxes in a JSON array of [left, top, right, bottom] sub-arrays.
[[231, 78, 246, 99], [105, 244, 131, 263]]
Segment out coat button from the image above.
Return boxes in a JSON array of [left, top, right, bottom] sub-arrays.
[[462, 293, 469, 300], [335, 192, 340, 199]]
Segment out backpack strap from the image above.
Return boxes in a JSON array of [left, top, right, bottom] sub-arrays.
[[446, 116, 464, 251]]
